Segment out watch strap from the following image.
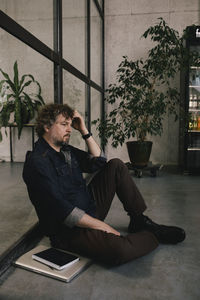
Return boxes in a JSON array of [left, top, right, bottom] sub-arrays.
[[82, 132, 92, 140]]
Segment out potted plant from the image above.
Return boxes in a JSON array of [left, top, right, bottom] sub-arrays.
[[0, 61, 45, 141], [93, 18, 199, 167]]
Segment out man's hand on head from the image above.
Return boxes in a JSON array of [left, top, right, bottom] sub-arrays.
[[72, 110, 101, 157], [72, 110, 88, 135]]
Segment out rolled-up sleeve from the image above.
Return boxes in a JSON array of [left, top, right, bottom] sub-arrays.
[[64, 207, 85, 228]]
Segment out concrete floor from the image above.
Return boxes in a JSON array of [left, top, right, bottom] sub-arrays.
[[0, 163, 200, 300], [0, 162, 37, 256]]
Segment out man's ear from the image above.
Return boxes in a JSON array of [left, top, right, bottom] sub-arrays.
[[44, 125, 50, 133]]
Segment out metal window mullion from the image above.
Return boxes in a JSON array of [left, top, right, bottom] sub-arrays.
[[53, 0, 63, 104], [0, 9, 104, 94], [61, 58, 104, 92], [86, 0, 91, 131], [0, 10, 59, 63], [93, 0, 104, 19], [101, 0, 105, 149]]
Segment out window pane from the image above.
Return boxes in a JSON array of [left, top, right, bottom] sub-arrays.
[[91, 88, 102, 146], [97, 0, 103, 9], [0, 30, 53, 161], [1, 0, 53, 49], [0, 30, 53, 255], [91, 1, 102, 86], [63, 70, 86, 149], [62, 0, 87, 75]]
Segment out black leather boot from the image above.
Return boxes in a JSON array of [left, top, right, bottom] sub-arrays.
[[128, 215, 186, 244]]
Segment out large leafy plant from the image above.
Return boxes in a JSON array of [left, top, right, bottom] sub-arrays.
[[0, 61, 45, 141], [93, 18, 200, 148]]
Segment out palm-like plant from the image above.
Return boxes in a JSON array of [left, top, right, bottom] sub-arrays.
[[0, 61, 45, 141]]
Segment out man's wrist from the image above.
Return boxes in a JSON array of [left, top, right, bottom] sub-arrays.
[[79, 128, 89, 135], [82, 132, 92, 140]]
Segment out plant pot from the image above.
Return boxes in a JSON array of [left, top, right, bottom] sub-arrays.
[[126, 141, 152, 168]]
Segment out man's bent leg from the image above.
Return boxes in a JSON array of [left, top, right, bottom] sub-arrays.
[[89, 158, 146, 220], [51, 227, 159, 266], [88, 159, 185, 245]]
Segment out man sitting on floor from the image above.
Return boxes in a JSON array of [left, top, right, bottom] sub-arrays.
[[23, 103, 185, 266]]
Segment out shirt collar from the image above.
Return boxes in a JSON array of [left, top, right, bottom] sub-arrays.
[[36, 137, 71, 158]]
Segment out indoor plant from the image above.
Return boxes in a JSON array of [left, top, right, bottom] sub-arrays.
[[0, 61, 45, 141], [93, 18, 199, 167]]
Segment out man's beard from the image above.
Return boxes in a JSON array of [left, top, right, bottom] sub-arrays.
[[53, 135, 70, 147], [55, 140, 68, 147]]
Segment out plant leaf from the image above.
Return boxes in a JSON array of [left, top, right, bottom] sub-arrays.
[[19, 80, 33, 94], [19, 74, 34, 91], [0, 128, 2, 142], [0, 80, 6, 91], [13, 61, 19, 92], [14, 97, 22, 139], [23, 92, 35, 120], [0, 68, 11, 81]]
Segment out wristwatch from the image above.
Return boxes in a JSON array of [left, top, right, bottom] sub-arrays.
[[82, 132, 92, 140]]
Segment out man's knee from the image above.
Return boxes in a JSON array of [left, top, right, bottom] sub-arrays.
[[109, 243, 130, 266], [101, 236, 134, 266], [107, 158, 127, 170], [105, 232, 159, 266]]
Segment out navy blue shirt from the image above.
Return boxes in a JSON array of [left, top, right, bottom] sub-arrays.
[[22, 138, 107, 236]]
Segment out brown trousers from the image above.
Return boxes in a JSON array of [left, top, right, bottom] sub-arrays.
[[51, 159, 159, 265]]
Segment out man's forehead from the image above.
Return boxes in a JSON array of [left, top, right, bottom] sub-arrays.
[[56, 114, 72, 122]]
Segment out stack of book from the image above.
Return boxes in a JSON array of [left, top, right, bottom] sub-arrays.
[[14, 245, 92, 282]]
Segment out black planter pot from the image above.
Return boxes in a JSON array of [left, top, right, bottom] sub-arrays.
[[126, 141, 153, 168]]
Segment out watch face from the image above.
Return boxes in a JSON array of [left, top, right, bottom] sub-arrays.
[[82, 133, 92, 140]]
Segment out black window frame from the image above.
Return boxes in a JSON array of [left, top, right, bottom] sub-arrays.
[[0, 0, 104, 136]]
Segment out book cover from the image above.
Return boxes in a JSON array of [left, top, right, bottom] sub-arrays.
[[32, 248, 79, 270]]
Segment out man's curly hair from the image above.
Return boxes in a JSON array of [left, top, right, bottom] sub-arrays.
[[35, 103, 74, 138]]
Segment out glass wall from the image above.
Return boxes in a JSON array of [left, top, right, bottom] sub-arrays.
[[63, 70, 86, 149], [0, 0, 104, 157], [98, 0, 103, 8], [0, 30, 54, 161], [63, 0, 87, 74], [1, 0, 54, 49], [91, 87, 102, 145], [0, 0, 104, 257], [91, 0, 102, 86]]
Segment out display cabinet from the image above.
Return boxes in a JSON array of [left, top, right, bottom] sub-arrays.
[[180, 26, 200, 174]]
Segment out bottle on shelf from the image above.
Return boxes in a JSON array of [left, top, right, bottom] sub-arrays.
[[197, 97, 200, 109], [198, 116, 200, 130], [189, 120, 193, 130], [196, 72, 200, 86], [189, 94, 193, 108], [188, 112, 193, 130], [193, 94, 198, 108], [193, 73, 196, 85], [193, 114, 198, 130]]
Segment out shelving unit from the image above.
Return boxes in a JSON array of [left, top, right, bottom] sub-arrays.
[[180, 26, 200, 174], [187, 66, 200, 173]]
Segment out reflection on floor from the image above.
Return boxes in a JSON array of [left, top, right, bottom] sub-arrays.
[[0, 162, 37, 256], [0, 163, 200, 300]]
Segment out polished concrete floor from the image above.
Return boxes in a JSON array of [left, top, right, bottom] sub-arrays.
[[0, 162, 37, 256], [0, 163, 200, 300]]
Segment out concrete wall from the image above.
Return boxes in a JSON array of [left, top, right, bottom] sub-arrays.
[[0, 0, 102, 161], [0, 1, 54, 161], [104, 0, 200, 164], [0, 0, 200, 164]]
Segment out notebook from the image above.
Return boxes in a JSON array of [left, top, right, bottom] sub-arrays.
[[14, 245, 92, 282], [32, 247, 79, 270]]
